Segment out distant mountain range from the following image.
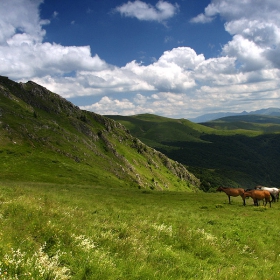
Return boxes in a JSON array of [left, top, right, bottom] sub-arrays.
[[189, 108, 280, 123]]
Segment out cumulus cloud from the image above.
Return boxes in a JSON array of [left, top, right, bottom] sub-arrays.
[[80, 92, 188, 117], [123, 47, 205, 93], [0, 0, 108, 80], [114, 0, 179, 23], [191, 0, 280, 74], [0, 0, 47, 44], [1, 43, 109, 79], [80, 94, 156, 116], [191, 0, 280, 24]]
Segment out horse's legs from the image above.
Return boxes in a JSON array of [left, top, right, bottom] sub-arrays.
[[228, 195, 231, 204], [263, 198, 271, 207], [265, 199, 270, 207]]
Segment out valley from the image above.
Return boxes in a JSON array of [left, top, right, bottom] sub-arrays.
[[107, 113, 280, 190]]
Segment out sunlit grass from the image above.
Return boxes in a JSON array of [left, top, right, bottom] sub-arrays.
[[1, 182, 280, 279]]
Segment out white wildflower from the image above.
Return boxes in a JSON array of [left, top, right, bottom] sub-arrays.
[[32, 243, 70, 279], [196, 228, 217, 243], [0, 245, 70, 280], [152, 223, 173, 236], [71, 234, 97, 252]]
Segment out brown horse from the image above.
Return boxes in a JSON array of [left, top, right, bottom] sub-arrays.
[[255, 185, 279, 202], [216, 186, 245, 206], [242, 190, 271, 207]]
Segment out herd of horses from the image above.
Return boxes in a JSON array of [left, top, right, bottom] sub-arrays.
[[216, 186, 280, 207]]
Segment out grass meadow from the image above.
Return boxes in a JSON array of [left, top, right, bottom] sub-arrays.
[[0, 182, 280, 279]]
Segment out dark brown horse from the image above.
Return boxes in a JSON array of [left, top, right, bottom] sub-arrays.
[[216, 187, 245, 206], [242, 190, 271, 207]]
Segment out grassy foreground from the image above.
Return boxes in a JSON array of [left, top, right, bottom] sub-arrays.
[[0, 182, 280, 279]]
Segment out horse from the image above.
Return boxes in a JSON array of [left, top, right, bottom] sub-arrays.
[[243, 190, 272, 207], [255, 185, 279, 202], [216, 186, 246, 206]]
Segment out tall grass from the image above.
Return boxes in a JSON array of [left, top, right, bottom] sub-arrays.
[[0, 182, 280, 279]]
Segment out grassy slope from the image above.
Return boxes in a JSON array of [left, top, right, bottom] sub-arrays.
[[0, 77, 199, 191], [107, 114, 280, 189], [106, 114, 215, 149], [1, 181, 280, 279]]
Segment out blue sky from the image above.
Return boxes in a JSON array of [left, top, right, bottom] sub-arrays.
[[1, 0, 280, 118], [40, 0, 229, 66]]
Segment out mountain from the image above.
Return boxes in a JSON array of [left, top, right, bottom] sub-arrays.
[[250, 108, 280, 116], [106, 113, 280, 190], [189, 108, 280, 123], [0, 76, 200, 191]]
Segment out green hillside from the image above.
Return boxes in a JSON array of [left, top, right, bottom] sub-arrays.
[[0, 76, 200, 191], [107, 114, 280, 190], [106, 114, 217, 148]]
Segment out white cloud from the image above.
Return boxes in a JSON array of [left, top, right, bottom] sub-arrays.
[[190, 13, 214, 24], [0, 0, 46, 45], [191, 0, 280, 73], [0, 0, 108, 79], [123, 47, 205, 93], [114, 0, 179, 23], [81, 95, 154, 116], [80, 92, 189, 117], [0, 42, 108, 79], [222, 35, 270, 72], [53, 11, 59, 19]]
